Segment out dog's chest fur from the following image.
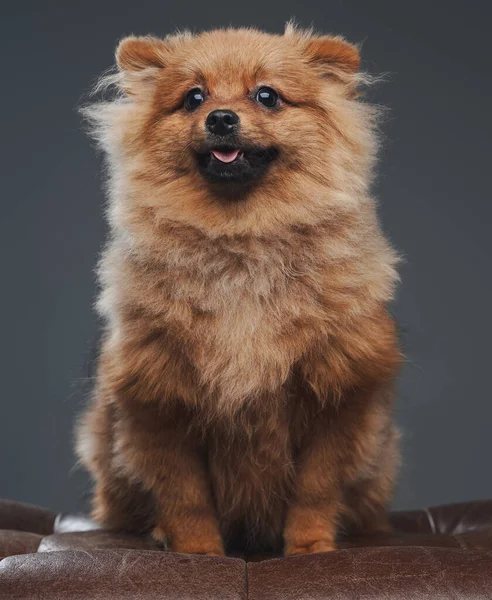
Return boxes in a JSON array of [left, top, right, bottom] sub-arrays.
[[106, 227, 333, 407]]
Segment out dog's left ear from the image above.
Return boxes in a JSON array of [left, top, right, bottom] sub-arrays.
[[305, 36, 360, 80]]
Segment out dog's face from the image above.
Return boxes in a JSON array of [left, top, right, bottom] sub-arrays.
[[98, 26, 371, 235]]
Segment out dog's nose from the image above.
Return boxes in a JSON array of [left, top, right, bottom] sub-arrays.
[[205, 110, 239, 136]]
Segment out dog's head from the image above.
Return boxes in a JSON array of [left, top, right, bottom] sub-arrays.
[[89, 25, 375, 236]]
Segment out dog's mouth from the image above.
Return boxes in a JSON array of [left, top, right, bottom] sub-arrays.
[[195, 144, 278, 184]]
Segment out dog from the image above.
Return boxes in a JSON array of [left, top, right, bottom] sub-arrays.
[[76, 23, 402, 556]]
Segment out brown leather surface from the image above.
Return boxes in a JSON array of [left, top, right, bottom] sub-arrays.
[[247, 547, 492, 599], [0, 530, 42, 559], [38, 530, 161, 553], [1, 499, 492, 598], [390, 499, 492, 534], [0, 500, 56, 535], [0, 550, 247, 600]]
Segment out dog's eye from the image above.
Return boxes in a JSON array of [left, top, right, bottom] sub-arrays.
[[185, 88, 205, 111], [255, 87, 279, 108]]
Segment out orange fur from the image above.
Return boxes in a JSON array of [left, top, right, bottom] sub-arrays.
[[76, 23, 402, 556]]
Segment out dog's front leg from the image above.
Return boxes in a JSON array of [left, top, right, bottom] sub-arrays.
[[283, 411, 341, 556], [116, 400, 224, 556], [284, 384, 395, 555]]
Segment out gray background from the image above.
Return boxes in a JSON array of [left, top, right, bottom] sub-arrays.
[[1, 1, 491, 514]]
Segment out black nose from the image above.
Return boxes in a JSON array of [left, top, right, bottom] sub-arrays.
[[205, 109, 239, 136]]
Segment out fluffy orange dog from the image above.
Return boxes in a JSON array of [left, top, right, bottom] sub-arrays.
[[76, 23, 402, 556]]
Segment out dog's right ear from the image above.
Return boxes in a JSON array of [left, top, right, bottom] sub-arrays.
[[116, 36, 169, 72], [115, 36, 169, 95]]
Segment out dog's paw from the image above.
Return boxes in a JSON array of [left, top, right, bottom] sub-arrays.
[[284, 539, 337, 556], [151, 525, 170, 550], [152, 525, 225, 556]]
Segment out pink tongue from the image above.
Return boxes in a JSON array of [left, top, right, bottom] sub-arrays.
[[211, 149, 240, 163]]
